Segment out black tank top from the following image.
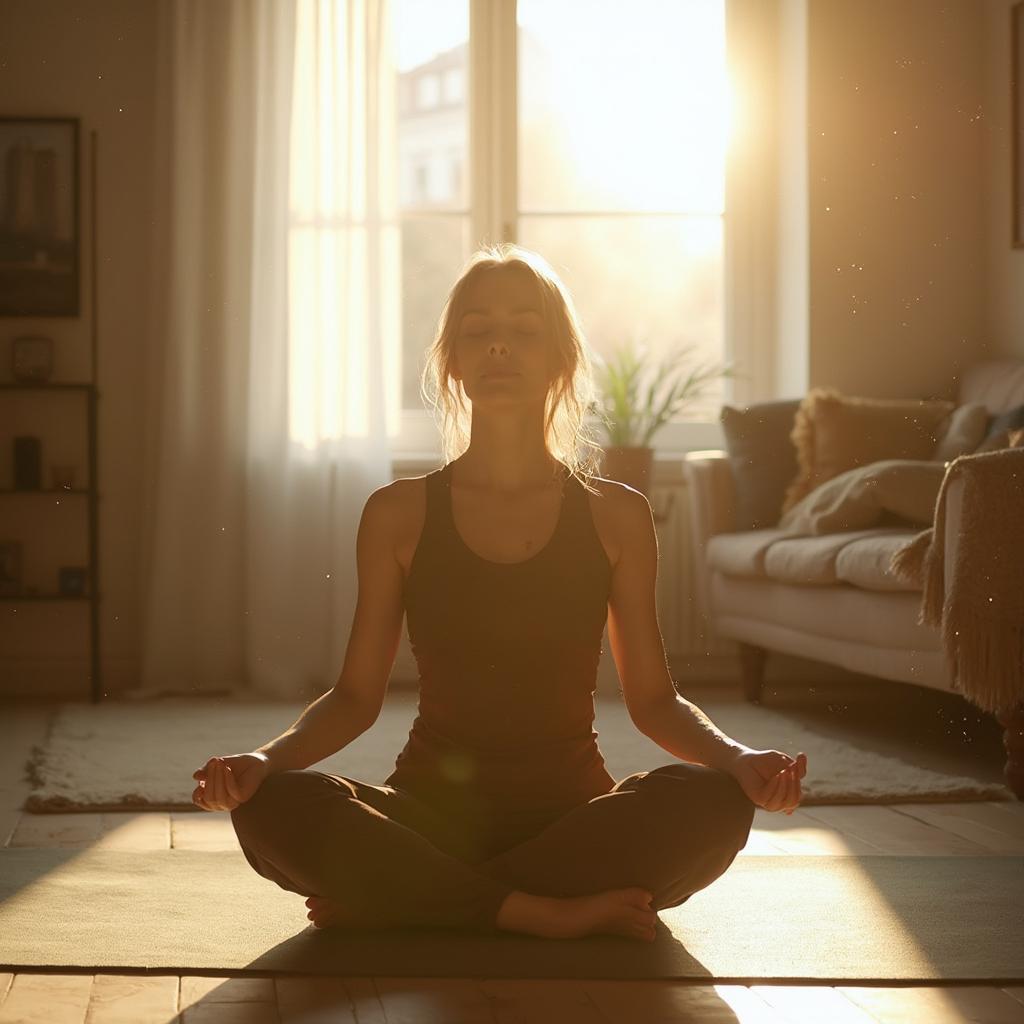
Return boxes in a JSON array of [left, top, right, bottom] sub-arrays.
[[385, 460, 617, 853]]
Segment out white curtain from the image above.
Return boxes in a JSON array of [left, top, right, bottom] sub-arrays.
[[139, 0, 400, 701]]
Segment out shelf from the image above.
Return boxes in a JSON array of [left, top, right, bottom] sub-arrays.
[[0, 488, 93, 496], [0, 382, 96, 392], [0, 127, 104, 700]]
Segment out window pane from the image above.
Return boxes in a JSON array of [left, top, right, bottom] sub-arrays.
[[394, 0, 469, 412], [401, 216, 470, 411], [519, 215, 725, 422], [395, 0, 468, 211], [517, 0, 728, 213]]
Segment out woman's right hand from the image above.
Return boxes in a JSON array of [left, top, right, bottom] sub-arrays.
[[191, 752, 272, 812]]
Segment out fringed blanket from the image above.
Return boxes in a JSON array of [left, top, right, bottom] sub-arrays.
[[890, 446, 1024, 713]]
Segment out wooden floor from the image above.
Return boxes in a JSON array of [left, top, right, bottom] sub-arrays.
[[1, 686, 1023, 1024]]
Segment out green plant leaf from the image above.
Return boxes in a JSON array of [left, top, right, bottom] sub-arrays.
[[594, 338, 734, 447]]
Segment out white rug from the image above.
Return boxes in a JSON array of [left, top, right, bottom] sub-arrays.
[[22, 691, 1014, 811]]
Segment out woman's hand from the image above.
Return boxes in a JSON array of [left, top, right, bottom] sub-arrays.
[[726, 748, 807, 815], [191, 752, 271, 812]]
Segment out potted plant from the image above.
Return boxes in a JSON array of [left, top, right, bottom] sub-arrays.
[[592, 340, 734, 498]]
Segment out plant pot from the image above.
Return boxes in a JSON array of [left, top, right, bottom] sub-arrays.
[[601, 446, 654, 499]]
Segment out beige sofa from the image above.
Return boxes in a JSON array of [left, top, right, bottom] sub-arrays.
[[683, 358, 1024, 794]]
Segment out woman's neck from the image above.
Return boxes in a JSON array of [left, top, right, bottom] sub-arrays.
[[451, 448, 563, 495]]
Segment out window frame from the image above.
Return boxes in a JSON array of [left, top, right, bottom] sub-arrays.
[[393, 0, 731, 459]]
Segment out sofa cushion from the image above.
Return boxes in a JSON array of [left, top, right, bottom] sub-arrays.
[[833, 530, 922, 592], [711, 574, 939, 653], [762, 528, 902, 585], [719, 399, 801, 529], [932, 403, 990, 462], [778, 459, 945, 536], [706, 529, 789, 578], [958, 359, 1024, 413], [782, 388, 955, 512], [975, 402, 1024, 453]]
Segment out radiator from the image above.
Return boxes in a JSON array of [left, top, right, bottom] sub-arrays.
[[649, 475, 706, 662]]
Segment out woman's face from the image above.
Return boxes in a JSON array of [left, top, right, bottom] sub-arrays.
[[450, 266, 557, 410]]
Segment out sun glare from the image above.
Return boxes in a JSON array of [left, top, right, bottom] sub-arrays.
[[517, 0, 729, 214]]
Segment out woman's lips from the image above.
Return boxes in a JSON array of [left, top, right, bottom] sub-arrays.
[[484, 371, 519, 378]]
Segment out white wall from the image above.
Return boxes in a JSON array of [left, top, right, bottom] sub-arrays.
[[805, 0, 989, 400], [774, 0, 810, 398], [985, 0, 1024, 357]]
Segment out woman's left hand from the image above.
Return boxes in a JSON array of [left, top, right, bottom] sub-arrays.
[[726, 747, 807, 814]]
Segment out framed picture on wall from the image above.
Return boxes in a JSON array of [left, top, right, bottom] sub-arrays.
[[0, 116, 80, 316], [1014, 2, 1024, 248]]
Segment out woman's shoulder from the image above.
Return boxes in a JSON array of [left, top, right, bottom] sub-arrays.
[[577, 474, 651, 571], [580, 473, 649, 511], [364, 476, 431, 576], [366, 474, 429, 520]]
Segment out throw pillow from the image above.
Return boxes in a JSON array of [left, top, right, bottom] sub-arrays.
[[974, 401, 1024, 453], [781, 389, 955, 513], [779, 459, 947, 536], [719, 399, 801, 529], [931, 403, 990, 462]]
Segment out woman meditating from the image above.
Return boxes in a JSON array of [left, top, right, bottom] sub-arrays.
[[192, 244, 807, 942]]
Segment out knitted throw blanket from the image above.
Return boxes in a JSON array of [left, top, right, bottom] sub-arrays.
[[890, 446, 1024, 713]]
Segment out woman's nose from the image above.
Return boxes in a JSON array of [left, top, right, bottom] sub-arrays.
[[489, 338, 510, 356]]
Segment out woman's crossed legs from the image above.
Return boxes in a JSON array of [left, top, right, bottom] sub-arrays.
[[229, 762, 755, 940]]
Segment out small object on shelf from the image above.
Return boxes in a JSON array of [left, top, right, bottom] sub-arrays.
[[11, 336, 55, 382], [13, 436, 42, 489], [58, 566, 87, 597], [50, 463, 76, 489], [0, 540, 23, 596]]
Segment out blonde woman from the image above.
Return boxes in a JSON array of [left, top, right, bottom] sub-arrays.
[[193, 244, 807, 942]]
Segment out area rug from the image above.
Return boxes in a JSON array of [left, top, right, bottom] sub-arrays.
[[0, 848, 1020, 980], [21, 694, 1013, 812]]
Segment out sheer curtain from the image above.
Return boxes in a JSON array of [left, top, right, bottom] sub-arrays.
[[139, 0, 400, 700]]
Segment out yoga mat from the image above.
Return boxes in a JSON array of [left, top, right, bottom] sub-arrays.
[[22, 694, 1014, 812], [0, 848, 1021, 980]]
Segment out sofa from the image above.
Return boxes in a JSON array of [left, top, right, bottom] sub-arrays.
[[682, 357, 1024, 797]]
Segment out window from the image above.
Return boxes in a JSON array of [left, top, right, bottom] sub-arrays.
[[415, 73, 440, 109], [412, 162, 430, 204], [394, 0, 730, 454], [442, 67, 464, 105], [449, 154, 463, 199]]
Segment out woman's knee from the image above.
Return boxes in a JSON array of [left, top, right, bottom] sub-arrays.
[[699, 766, 755, 846], [721, 770, 756, 847], [230, 769, 354, 841], [643, 763, 754, 849]]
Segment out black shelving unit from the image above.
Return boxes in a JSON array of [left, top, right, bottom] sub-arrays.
[[0, 382, 101, 700], [1, 125, 102, 701]]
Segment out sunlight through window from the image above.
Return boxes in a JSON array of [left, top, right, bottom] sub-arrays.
[[289, 0, 731, 444]]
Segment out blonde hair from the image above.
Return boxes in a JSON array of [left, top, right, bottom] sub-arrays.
[[420, 243, 604, 490]]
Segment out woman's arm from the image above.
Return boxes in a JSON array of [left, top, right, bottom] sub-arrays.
[[604, 482, 747, 772], [253, 690, 379, 774], [604, 480, 805, 812], [256, 483, 408, 773]]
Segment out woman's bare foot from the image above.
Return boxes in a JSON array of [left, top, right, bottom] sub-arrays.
[[496, 887, 658, 942], [305, 895, 348, 928], [306, 887, 659, 941]]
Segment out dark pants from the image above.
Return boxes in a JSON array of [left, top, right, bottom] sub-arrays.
[[230, 762, 756, 934]]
